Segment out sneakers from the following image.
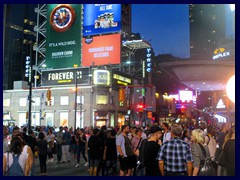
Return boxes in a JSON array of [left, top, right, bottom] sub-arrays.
[[84, 162, 89, 166], [50, 158, 54, 163], [47, 159, 51, 163], [75, 163, 79, 168]]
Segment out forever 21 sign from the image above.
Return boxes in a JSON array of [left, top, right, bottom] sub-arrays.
[[41, 68, 90, 86]]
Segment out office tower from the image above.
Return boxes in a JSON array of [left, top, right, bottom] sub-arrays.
[[189, 4, 226, 60], [3, 4, 37, 90]]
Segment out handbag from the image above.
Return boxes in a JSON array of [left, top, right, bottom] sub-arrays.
[[198, 143, 216, 176]]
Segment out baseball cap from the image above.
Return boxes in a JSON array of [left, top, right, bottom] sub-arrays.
[[150, 125, 162, 134]]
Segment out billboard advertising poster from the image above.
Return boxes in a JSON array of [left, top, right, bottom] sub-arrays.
[[41, 68, 90, 86], [46, 4, 82, 69], [82, 34, 121, 66], [83, 4, 121, 36]]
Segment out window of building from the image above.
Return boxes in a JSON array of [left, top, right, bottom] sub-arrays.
[[45, 113, 54, 127], [77, 95, 84, 105], [60, 96, 69, 105], [76, 111, 84, 129], [19, 98, 27, 107], [60, 112, 68, 127], [32, 112, 40, 126], [3, 99, 10, 107], [19, 112, 27, 127], [33, 97, 40, 106]]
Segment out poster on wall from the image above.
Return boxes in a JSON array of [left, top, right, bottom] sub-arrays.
[[82, 34, 121, 66], [83, 4, 121, 36], [46, 4, 82, 69]]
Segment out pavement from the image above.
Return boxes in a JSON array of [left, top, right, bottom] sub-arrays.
[[33, 153, 120, 176]]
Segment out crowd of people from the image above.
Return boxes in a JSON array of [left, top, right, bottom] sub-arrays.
[[3, 122, 235, 176]]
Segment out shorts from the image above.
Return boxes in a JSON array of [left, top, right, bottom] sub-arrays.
[[119, 155, 136, 171], [90, 159, 100, 167]]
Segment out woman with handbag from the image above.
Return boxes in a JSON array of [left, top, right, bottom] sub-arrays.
[[191, 129, 215, 176]]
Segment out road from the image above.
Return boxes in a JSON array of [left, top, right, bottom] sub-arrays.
[[33, 153, 120, 176]]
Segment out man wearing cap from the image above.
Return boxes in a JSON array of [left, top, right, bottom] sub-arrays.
[[143, 125, 162, 176], [157, 125, 193, 176]]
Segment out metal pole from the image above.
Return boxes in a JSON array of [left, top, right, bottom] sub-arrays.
[[28, 43, 33, 131], [74, 72, 77, 130], [28, 66, 32, 131], [80, 92, 82, 128]]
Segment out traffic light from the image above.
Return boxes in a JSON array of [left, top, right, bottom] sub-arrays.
[[47, 89, 51, 101], [180, 105, 186, 113], [137, 103, 144, 112]]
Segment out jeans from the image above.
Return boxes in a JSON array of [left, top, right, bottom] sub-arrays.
[[57, 144, 62, 162]]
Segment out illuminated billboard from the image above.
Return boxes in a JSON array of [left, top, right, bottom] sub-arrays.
[[82, 34, 121, 66], [92, 70, 110, 86], [46, 4, 82, 69], [41, 68, 90, 86], [83, 4, 121, 36], [179, 90, 193, 102]]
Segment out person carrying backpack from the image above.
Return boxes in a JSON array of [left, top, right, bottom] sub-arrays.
[[3, 136, 31, 176], [191, 129, 216, 176]]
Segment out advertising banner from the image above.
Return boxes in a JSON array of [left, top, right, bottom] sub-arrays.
[[83, 4, 121, 36], [41, 68, 90, 86], [46, 4, 82, 69], [82, 34, 121, 66]]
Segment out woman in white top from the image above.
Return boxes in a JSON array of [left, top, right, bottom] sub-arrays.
[[3, 135, 32, 176], [46, 127, 55, 163]]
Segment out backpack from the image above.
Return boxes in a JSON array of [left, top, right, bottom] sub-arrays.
[[8, 153, 24, 176], [198, 144, 216, 176]]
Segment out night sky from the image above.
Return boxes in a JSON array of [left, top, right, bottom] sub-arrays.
[[132, 4, 190, 58]]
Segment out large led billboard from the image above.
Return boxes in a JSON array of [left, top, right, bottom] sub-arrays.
[[82, 34, 121, 66], [41, 68, 90, 86], [46, 4, 82, 69], [179, 90, 193, 102], [83, 4, 121, 36]]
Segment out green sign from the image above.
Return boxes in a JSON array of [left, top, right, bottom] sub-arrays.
[[46, 4, 82, 69]]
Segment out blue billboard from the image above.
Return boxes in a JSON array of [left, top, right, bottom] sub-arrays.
[[83, 4, 121, 36]]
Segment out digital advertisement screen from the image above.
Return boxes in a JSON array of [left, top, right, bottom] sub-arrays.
[[46, 4, 82, 69], [82, 34, 121, 66], [83, 4, 121, 36]]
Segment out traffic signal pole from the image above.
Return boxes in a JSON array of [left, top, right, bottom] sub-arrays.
[[28, 61, 32, 131], [74, 72, 77, 129]]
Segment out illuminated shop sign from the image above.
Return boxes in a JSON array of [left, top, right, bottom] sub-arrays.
[[146, 48, 152, 72], [212, 48, 230, 60], [216, 99, 226, 109], [179, 90, 193, 102], [112, 71, 132, 89], [93, 70, 110, 85], [41, 68, 90, 86]]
